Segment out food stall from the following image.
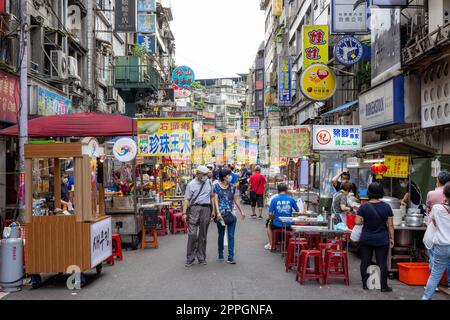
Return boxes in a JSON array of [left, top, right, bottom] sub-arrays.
[[24, 138, 112, 287]]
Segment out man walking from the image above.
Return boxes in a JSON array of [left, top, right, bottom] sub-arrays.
[[248, 166, 267, 219], [182, 165, 214, 267]]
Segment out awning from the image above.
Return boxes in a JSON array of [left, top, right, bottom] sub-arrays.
[[360, 138, 437, 157], [0, 113, 137, 137], [322, 100, 358, 116]]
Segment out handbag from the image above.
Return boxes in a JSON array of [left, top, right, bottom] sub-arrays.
[[350, 202, 384, 243], [220, 186, 237, 226], [423, 204, 447, 249], [250, 175, 263, 198]]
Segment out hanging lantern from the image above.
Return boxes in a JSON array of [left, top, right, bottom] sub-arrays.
[[371, 162, 387, 180]]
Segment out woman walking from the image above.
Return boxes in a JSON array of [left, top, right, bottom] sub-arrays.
[[214, 168, 245, 264], [355, 182, 395, 292], [422, 182, 450, 300]]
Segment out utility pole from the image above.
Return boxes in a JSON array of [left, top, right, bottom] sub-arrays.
[[18, 0, 28, 219]]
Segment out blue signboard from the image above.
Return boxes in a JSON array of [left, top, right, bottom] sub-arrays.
[[37, 86, 72, 116], [334, 36, 363, 65], [278, 55, 292, 106], [172, 66, 195, 88], [137, 13, 156, 33], [137, 34, 156, 53], [137, 0, 156, 12]]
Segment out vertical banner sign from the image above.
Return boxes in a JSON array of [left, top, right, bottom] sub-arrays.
[[115, 0, 136, 32], [278, 55, 292, 106], [270, 127, 281, 166], [243, 112, 248, 132], [272, 0, 283, 16], [303, 25, 329, 69], [225, 132, 236, 163], [279, 126, 311, 158], [137, 118, 193, 158], [0, 70, 19, 123], [137, 13, 156, 33], [248, 142, 259, 164], [236, 140, 247, 163], [384, 155, 409, 178], [137, 34, 156, 53]]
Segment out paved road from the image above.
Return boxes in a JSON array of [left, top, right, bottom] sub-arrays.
[[2, 205, 447, 300]]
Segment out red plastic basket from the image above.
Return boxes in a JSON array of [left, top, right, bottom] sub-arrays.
[[397, 262, 448, 286]]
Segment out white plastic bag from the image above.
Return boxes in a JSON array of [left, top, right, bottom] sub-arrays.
[[350, 224, 363, 242], [2, 227, 11, 238], [423, 220, 436, 250]]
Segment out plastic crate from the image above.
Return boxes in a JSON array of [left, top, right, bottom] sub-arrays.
[[397, 262, 448, 286]]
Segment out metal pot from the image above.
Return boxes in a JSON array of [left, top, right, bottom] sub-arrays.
[[405, 213, 424, 227], [380, 197, 401, 210], [395, 229, 413, 247]]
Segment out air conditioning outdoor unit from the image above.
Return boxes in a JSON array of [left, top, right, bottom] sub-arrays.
[[50, 50, 68, 79], [106, 86, 117, 101], [68, 56, 80, 80]]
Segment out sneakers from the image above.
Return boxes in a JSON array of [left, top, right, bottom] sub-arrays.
[[258, 216, 263, 220], [381, 287, 393, 292], [227, 258, 236, 264], [217, 256, 224, 262], [198, 260, 207, 265], [264, 243, 272, 250], [251, 214, 257, 219], [185, 261, 195, 267]]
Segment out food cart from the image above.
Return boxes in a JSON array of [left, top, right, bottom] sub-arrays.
[[24, 138, 112, 287]]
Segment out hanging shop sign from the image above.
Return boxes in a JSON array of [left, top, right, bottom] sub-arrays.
[[0, 70, 19, 123], [37, 86, 73, 116], [115, 0, 136, 32], [334, 36, 363, 66], [358, 75, 405, 131], [236, 139, 248, 164], [331, 0, 369, 34], [113, 138, 138, 163], [384, 155, 409, 178], [372, 0, 407, 6], [172, 66, 195, 89], [137, 13, 156, 33], [245, 117, 260, 131], [278, 55, 292, 106], [137, 0, 156, 12], [90, 217, 113, 268], [137, 34, 156, 53], [272, 0, 283, 16], [81, 137, 104, 159], [300, 64, 337, 101], [137, 118, 193, 157], [248, 142, 258, 164], [279, 126, 310, 158], [302, 25, 329, 69], [312, 125, 362, 151]]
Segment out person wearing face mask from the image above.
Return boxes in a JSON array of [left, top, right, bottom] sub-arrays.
[[214, 168, 245, 264], [332, 171, 358, 197], [61, 174, 70, 203], [399, 177, 423, 209], [182, 165, 215, 267]]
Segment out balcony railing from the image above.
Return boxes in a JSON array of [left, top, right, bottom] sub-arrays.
[[113, 56, 160, 90]]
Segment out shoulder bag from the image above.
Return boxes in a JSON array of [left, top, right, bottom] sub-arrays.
[[250, 175, 263, 198], [220, 185, 237, 226], [186, 181, 207, 218], [350, 202, 384, 243], [423, 204, 447, 249]]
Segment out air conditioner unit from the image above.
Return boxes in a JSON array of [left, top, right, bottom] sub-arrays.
[[50, 50, 68, 79], [106, 85, 117, 101], [68, 56, 80, 80]]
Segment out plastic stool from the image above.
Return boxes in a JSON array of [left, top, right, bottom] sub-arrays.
[[285, 238, 308, 272], [296, 250, 323, 285], [157, 215, 168, 236], [271, 229, 283, 252], [112, 234, 123, 260], [142, 226, 159, 249], [307, 233, 322, 250], [171, 212, 188, 234], [323, 250, 350, 286]]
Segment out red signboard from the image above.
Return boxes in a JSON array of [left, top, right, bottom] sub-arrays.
[[0, 70, 19, 123], [0, 1, 4, 12], [255, 80, 263, 91]]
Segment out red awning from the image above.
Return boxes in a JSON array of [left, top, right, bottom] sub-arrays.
[[0, 113, 137, 137]]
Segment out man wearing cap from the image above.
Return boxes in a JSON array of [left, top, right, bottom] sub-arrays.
[[182, 165, 215, 267]]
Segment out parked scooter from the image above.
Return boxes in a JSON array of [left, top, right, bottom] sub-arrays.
[[239, 177, 251, 205]]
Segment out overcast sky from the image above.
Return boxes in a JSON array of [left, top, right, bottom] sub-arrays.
[[170, 0, 265, 80]]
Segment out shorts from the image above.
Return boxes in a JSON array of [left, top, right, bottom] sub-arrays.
[[250, 192, 264, 208], [266, 219, 282, 230]]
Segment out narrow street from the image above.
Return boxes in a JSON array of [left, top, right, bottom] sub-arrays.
[[3, 205, 444, 300]]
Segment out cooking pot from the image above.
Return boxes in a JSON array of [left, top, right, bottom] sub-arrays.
[[380, 197, 401, 210], [395, 229, 413, 247], [405, 212, 424, 227]]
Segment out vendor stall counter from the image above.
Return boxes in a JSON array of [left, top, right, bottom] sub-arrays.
[[24, 139, 112, 287]]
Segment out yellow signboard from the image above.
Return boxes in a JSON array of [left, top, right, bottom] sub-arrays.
[[272, 0, 282, 16], [302, 25, 329, 69], [137, 118, 193, 157], [385, 155, 409, 178], [300, 64, 337, 101]]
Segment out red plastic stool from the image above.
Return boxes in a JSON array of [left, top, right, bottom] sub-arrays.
[[171, 212, 188, 234], [271, 229, 283, 252], [307, 233, 322, 250], [106, 234, 123, 266], [319, 243, 339, 273], [323, 250, 350, 286], [296, 250, 323, 285], [285, 238, 308, 272], [157, 215, 168, 236]]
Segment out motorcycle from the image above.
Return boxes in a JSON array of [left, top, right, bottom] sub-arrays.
[[238, 176, 251, 205]]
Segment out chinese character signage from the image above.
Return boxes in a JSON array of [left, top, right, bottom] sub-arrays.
[[236, 139, 247, 163], [302, 25, 329, 69], [172, 66, 195, 89], [137, 118, 193, 157], [312, 125, 362, 151], [279, 126, 311, 158], [246, 117, 260, 131], [334, 36, 363, 65], [278, 55, 292, 106], [248, 142, 258, 164], [331, 0, 369, 34], [115, 0, 136, 32], [90, 217, 112, 268], [137, 0, 156, 11], [137, 34, 156, 53], [300, 64, 337, 101], [137, 13, 156, 33], [384, 155, 409, 178], [272, 0, 282, 16], [0, 70, 19, 123], [37, 86, 73, 116]]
